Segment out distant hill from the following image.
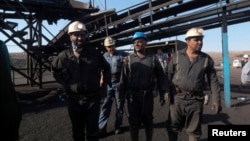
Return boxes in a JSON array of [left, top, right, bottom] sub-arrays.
[[207, 51, 250, 66], [9, 51, 250, 68], [10, 53, 27, 68]]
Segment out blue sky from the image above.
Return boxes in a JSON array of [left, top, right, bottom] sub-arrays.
[[2, 0, 249, 53], [92, 0, 249, 52]]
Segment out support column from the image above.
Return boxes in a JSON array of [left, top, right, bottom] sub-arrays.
[[221, 6, 231, 108]]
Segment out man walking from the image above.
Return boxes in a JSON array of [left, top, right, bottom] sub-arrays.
[[52, 21, 111, 141], [120, 32, 170, 141], [166, 27, 222, 141], [99, 36, 128, 135]]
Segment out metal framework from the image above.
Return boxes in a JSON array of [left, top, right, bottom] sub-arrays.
[[0, 0, 250, 88], [0, 0, 99, 88]]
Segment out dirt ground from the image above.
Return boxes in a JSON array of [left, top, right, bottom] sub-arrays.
[[15, 66, 250, 141]]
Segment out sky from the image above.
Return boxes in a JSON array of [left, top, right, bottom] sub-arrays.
[[2, 0, 249, 53]]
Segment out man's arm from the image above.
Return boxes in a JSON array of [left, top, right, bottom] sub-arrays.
[[207, 58, 222, 114]]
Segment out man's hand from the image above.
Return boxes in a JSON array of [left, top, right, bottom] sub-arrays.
[[160, 93, 169, 106], [211, 102, 222, 114], [100, 77, 104, 87]]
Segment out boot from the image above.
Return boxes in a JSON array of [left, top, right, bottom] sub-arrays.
[[189, 135, 199, 141], [167, 131, 178, 141], [130, 126, 139, 141]]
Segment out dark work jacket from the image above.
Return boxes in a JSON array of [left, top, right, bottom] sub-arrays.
[[120, 53, 170, 98], [167, 48, 221, 103], [52, 46, 111, 96]]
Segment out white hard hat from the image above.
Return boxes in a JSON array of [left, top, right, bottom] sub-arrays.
[[185, 27, 204, 39], [104, 36, 115, 46], [68, 21, 87, 34], [243, 54, 249, 58]]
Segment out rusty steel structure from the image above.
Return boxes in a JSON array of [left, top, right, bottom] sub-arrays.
[[0, 0, 250, 88]]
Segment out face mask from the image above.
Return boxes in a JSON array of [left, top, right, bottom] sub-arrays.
[[72, 43, 78, 52], [72, 43, 84, 53]]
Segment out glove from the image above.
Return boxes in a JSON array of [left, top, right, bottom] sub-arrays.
[[211, 102, 222, 114]]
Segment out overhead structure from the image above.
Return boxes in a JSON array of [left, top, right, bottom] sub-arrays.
[[0, 0, 250, 88], [0, 0, 99, 88]]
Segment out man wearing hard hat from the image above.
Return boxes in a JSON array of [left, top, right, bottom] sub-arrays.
[[241, 54, 249, 68], [98, 36, 128, 136], [119, 32, 170, 141], [166, 27, 222, 141], [51, 21, 111, 141]]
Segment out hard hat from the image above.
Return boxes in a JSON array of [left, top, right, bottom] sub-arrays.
[[68, 21, 87, 34], [243, 54, 249, 58], [185, 27, 204, 39], [104, 36, 115, 46], [132, 32, 148, 42]]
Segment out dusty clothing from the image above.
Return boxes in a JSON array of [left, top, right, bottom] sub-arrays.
[[68, 94, 101, 141], [52, 47, 111, 95], [103, 50, 128, 76], [168, 49, 221, 103], [168, 93, 204, 137], [120, 53, 168, 92], [120, 53, 170, 141], [0, 40, 22, 141], [52, 46, 111, 141], [167, 48, 221, 138], [99, 50, 128, 131]]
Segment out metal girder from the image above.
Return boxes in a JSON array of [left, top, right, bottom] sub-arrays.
[[1, 0, 250, 87], [0, 0, 99, 87], [83, 0, 250, 48], [0, 0, 99, 20]]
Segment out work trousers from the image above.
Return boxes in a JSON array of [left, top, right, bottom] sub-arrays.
[[68, 94, 101, 141], [99, 82, 124, 130], [126, 90, 154, 141], [167, 93, 204, 141]]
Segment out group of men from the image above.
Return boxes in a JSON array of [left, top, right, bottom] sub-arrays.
[[51, 21, 222, 141], [2, 20, 222, 141]]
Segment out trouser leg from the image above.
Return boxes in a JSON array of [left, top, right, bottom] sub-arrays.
[[143, 91, 153, 141], [167, 131, 178, 141], [68, 109, 85, 141], [98, 92, 113, 130], [130, 126, 139, 141], [127, 91, 141, 141], [145, 126, 153, 141], [115, 90, 124, 129], [86, 99, 100, 141]]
